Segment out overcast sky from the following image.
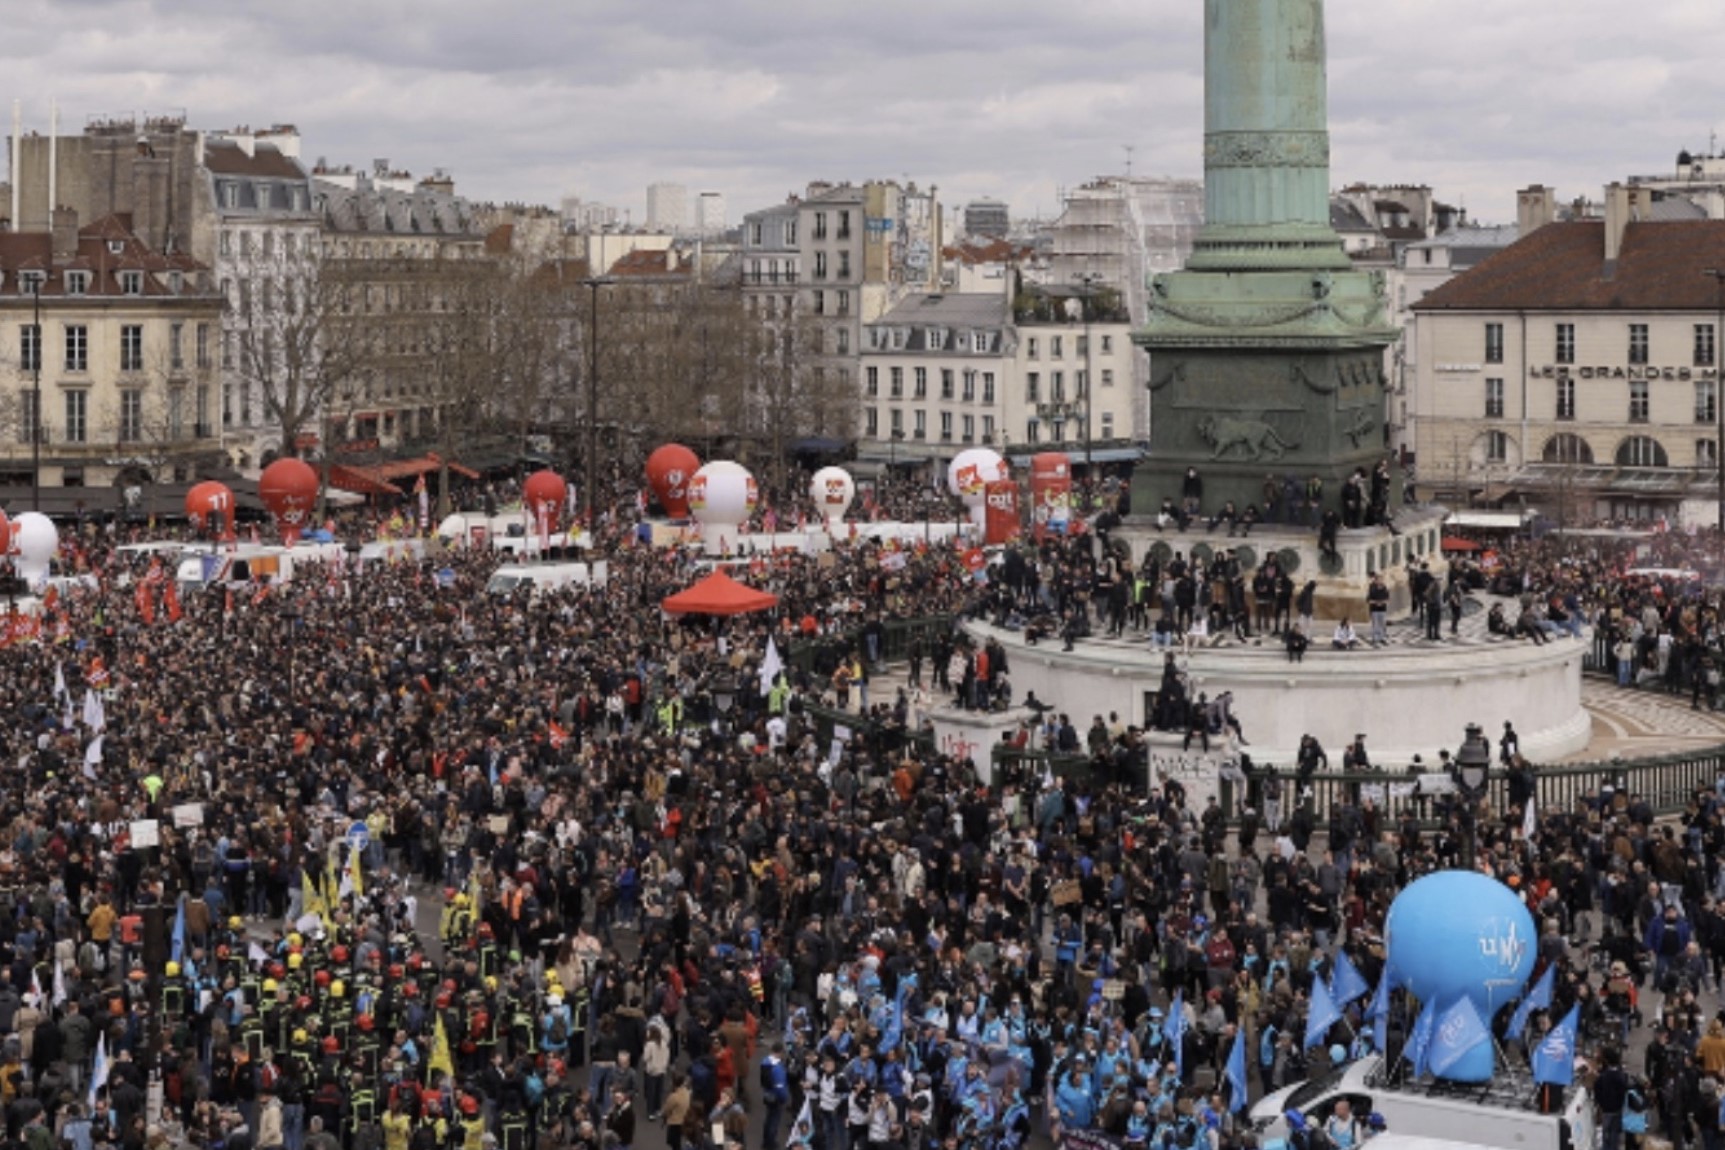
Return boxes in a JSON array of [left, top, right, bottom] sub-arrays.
[[5, 0, 1723, 229]]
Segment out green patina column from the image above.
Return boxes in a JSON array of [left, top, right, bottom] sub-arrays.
[[1133, 0, 1396, 520]]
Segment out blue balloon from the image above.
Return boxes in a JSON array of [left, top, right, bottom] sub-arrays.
[[1385, 871, 1534, 1083]]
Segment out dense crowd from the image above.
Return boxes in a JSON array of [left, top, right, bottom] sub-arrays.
[[2, 468, 1721, 1150]]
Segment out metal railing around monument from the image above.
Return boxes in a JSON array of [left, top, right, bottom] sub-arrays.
[[991, 744, 1725, 827]]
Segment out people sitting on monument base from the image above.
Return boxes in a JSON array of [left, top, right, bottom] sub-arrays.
[[1332, 617, 1362, 650]]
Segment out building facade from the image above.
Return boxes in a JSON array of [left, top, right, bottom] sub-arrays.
[[855, 290, 1134, 472], [202, 128, 321, 465], [314, 167, 489, 449], [1413, 195, 1725, 525], [646, 183, 688, 233], [0, 213, 220, 487]]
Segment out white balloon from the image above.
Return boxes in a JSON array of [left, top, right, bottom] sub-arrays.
[[809, 467, 855, 523], [10, 512, 57, 588], [947, 448, 1008, 507], [688, 461, 759, 528], [437, 514, 469, 540]]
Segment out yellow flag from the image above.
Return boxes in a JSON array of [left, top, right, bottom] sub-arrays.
[[301, 870, 325, 919], [467, 868, 483, 920], [427, 1013, 454, 1083], [348, 843, 365, 900], [324, 854, 341, 911]]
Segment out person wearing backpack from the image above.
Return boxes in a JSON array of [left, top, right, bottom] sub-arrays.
[[541, 995, 573, 1062]]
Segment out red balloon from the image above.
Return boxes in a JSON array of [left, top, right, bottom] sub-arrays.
[[522, 470, 568, 532], [258, 458, 319, 545], [645, 444, 701, 519], [185, 481, 237, 540]]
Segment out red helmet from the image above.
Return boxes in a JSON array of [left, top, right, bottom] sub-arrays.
[[406, 955, 423, 972], [442, 978, 458, 994], [356, 1014, 376, 1032], [296, 995, 314, 1012], [215, 945, 231, 960], [477, 923, 494, 940], [460, 1096, 479, 1117], [314, 970, 332, 988], [435, 991, 453, 1009], [268, 961, 286, 979], [388, 964, 405, 981], [331, 945, 350, 964], [321, 1036, 340, 1055], [443, 888, 457, 901], [402, 983, 419, 999], [367, 951, 383, 968]]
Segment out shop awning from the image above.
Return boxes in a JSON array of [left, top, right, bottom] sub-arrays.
[[359, 454, 481, 482], [327, 465, 403, 497]]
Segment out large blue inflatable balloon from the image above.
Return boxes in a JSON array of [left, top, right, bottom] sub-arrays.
[[1385, 871, 1534, 1083]]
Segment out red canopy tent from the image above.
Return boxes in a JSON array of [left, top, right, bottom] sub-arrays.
[[660, 568, 779, 616]]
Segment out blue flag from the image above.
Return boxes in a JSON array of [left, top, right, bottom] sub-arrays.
[[882, 974, 913, 1052], [1364, 972, 1392, 1054], [1407, 999, 1436, 1078], [1225, 1028, 1249, 1113], [1166, 990, 1187, 1078], [1330, 950, 1370, 1006], [1305, 975, 1341, 1050], [1507, 964, 1555, 1042], [1532, 1005, 1580, 1087], [171, 897, 186, 964], [1428, 998, 1491, 1079]]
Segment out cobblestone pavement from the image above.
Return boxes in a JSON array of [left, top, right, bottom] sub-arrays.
[[1570, 678, 1725, 761]]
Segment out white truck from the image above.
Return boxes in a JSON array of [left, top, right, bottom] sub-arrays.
[[1250, 1055, 1594, 1150], [484, 561, 609, 597]]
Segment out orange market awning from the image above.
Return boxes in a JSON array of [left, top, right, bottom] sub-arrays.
[[365, 454, 481, 482], [327, 465, 403, 497]]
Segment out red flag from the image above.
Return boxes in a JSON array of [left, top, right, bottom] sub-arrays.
[[41, 585, 58, 614], [87, 656, 109, 687], [548, 721, 569, 750], [164, 578, 182, 623], [136, 582, 155, 625], [14, 615, 40, 644]]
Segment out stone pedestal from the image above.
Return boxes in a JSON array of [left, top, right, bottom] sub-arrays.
[[924, 703, 1040, 785], [1112, 505, 1446, 621]]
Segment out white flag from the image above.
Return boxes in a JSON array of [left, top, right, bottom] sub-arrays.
[[61, 691, 75, 732], [248, 941, 270, 966], [82, 689, 105, 733], [83, 735, 103, 780], [53, 662, 66, 703], [52, 961, 65, 1007], [759, 637, 784, 695], [87, 1032, 107, 1109], [1522, 791, 1537, 842]]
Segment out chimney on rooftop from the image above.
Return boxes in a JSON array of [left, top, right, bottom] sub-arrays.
[[51, 206, 77, 261], [1516, 185, 1556, 237], [1604, 182, 1649, 263]]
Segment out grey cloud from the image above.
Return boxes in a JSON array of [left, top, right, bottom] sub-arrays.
[[0, 0, 1719, 227]]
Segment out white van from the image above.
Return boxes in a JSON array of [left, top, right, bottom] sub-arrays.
[[484, 561, 609, 597], [1249, 1055, 1593, 1150], [355, 538, 427, 569]]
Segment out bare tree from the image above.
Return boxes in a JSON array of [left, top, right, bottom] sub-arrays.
[[231, 246, 365, 462]]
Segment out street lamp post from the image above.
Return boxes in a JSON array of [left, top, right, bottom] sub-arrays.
[[30, 277, 42, 512], [1453, 722, 1492, 869], [1074, 272, 1103, 511], [1702, 270, 1725, 531], [580, 276, 616, 527]]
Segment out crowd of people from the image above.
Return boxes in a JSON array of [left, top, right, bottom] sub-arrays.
[[0, 464, 1715, 1150]]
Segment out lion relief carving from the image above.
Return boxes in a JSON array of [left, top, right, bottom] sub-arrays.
[[1196, 415, 1300, 462]]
